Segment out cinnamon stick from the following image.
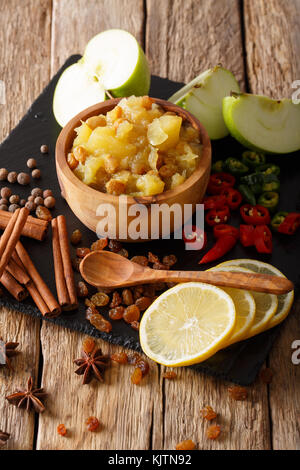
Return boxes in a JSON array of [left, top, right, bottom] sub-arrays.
[[15, 241, 61, 318], [55, 216, 78, 309], [0, 208, 29, 279], [1, 270, 28, 301], [6, 258, 31, 286], [0, 209, 48, 241], [51, 218, 71, 309]]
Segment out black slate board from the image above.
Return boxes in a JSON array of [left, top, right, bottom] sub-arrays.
[[0, 55, 299, 385]]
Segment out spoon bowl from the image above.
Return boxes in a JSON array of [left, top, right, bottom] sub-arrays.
[[80, 250, 294, 294]]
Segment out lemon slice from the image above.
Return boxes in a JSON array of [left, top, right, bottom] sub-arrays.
[[217, 259, 294, 330], [208, 266, 256, 346], [215, 264, 278, 339], [139, 282, 236, 366]]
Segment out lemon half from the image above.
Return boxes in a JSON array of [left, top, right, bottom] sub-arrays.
[[139, 282, 236, 366]]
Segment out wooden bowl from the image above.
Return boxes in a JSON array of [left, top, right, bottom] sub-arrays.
[[56, 97, 211, 242]]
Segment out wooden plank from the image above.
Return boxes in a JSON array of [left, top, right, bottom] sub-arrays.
[[244, 0, 300, 97], [146, 0, 246, 89], [146, 0, 270, 450], [244, 0, 300, 450], [0, 0, 52, 450], [37, 324, 160, 450], [37, 0, 162, 450], [51, 0, 145, 75]]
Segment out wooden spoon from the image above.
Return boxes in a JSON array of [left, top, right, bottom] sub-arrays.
[[80, 251, 294, 295]]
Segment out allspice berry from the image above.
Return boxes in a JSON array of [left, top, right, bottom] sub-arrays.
[[8, 203, 20, 212], [20, 199, 26, 207], [43, 189, 53, 199], [7, 171, 17, 183], [9, 194, 20, 204], [17, 172, 30, 185], [0, 204, 8, 211], [31, 187, 43, 197], [32, 169, 41, 179], [0, 168, 8, 181], [40, 144, 48, 154], [0, 198, 8, 205], [44, 196, 56, 209], [34, 196, 44, 206], [27, 158, 36, 169], [1, 187, 11, 199], [27, 195, 35, 202], [25, 201, 36, 212]]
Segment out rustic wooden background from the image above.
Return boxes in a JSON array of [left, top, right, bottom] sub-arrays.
[[0, 0, 299, 450]]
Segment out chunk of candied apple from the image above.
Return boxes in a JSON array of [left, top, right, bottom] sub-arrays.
[[148, 115, 182, 151], [87, 127, 136, 158], [73, 123, 92, 146], [136, 173, 165, 196]]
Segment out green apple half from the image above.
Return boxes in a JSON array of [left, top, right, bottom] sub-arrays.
[[169, 66, 240, 140], [223, 93, 300, 154], [53, 29, 151, 127]]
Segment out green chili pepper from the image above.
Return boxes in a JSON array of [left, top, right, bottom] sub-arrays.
[[212, 160, 224, 172], [241, 172, 279, 192], [271, 211, 288, 231], [225, 157, 249, 176], [262, 178, 280, 192], [258, 192, 279, 212], [255, 163, 280, 176], [242, 151, 266, 168], [238, 184, 256, 206]]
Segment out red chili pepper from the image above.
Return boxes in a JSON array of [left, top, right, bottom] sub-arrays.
[[199, 235, 237, 264], [182, 225, 207, 250], [205, 206, 230, 227], [207, 172, 236, 195], [220, 188, 242, 210], [203, 195, 227, 211], [254, 225, 272, 254], [240, 224, 255, 247], [240, 204, 271, 226], [277, 213, 300, 235], [213, 224, 239, 240]]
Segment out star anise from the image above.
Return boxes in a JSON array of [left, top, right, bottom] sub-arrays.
[[74, 348, 110, 384], [0, 430, 10, 447], [0, 339, 19, 370], [6, 376, 47, 413]]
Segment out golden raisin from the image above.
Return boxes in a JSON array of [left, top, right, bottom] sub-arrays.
[[175, 439, 196, 450], [141, 96, 153, 109], [89, 313, 112, 333], [163, 371, 177, 380], [162, 254, 177, 267], [123, 305, 140, 323], [200, 406, 217, 421], [108, 240, 123, 252], [57, 424, 67, 436], [159, 164, 177, 178], [70, 229, 82, 245], [135, 296, 152, 311], [131, 321, 140, 331], [131, 367, 143, 385], [77, 281, 89, 298], [76, 247, 91, 258], [91, 292, 110, 307], [85, 305, 98, 320], [85, 115, 106, 129], [73, 145, 88, 164], [91, 238, 108, 251], [72, 257, 81, 272], [228, 385, 248, 401], [260, 368, 273, 384], [82, 337, 95, 354], [143, 284, 156, 298], [148, 252, 159, 264], [36, 205, 52, 221], [131, 256, 148, 266], [106, 179, 125, 196], [132, 285, 144, 300], [137, 359, 149, 377], [206, 424, 221, 440], [118, 248, 129, 258], [110, 291, 122, 308], [86, 416, 100, 432], [109, 306, 124, 320], [67, 152, 78, 170], [122, 289, 134, 306], [111, 352, 128, 364]]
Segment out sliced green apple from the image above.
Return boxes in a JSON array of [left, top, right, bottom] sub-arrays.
[[223, 93, 300, 154], [53, 63, 106, 128], [83, 29, 150, 97], [169, 66, 240, 140], [53, 29, 151, 127]]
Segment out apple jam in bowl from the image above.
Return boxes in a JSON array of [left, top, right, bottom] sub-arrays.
[[56, 96, 211, 240], [68, 96, 202, 197]]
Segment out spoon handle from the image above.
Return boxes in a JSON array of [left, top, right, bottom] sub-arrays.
[[149, 270, 293, 295]]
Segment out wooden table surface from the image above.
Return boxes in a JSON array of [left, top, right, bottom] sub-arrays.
[[0, 0, 299, 451]]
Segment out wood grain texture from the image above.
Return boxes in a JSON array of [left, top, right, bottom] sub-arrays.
[[0, 0, 52, 451], [37, 324, 160, 450], [146, 0, 246, 89], [244, 0, 300, 97], [51, 0, 145, 75]]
